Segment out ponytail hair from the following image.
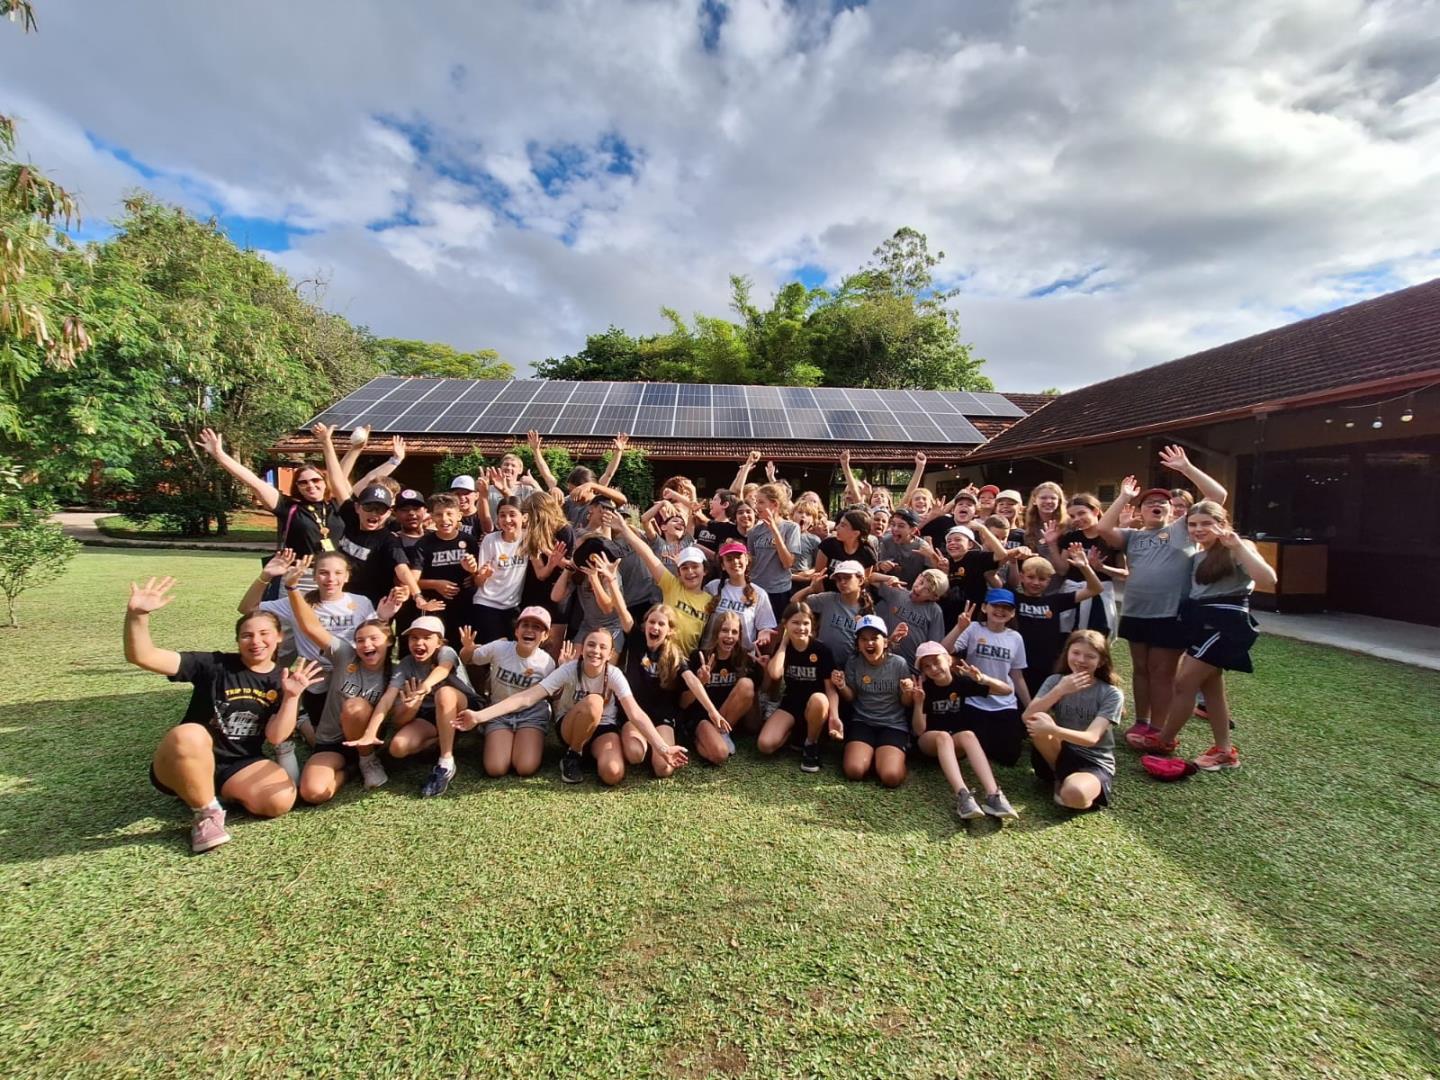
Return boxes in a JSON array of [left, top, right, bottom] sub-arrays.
[[355, 617, 396, 684], [1190, 499, 1238, 585], [757, 482, 792, 516]]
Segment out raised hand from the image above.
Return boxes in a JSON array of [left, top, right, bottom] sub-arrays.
[[613, 432, 630, 453], [282, 554, 314, 591], [745, 449, 762, 467], [840, 449, 852, 469], [600, 509, 624, 532], [527, 429, 543, 454], [347, 424, 372, 449], [310, 422, 336, 443], [956, 659, 985, 683], [378, 586, 407, 623], [695, 651, 713, 685], [197, 428, 224, 458], [1064, 542, 1087, 568], [914, 450, 927, 470], [954, 601, 976, 633], [1159, 444, 1191, 474], [282, 658, 326, 697], [390, 435, 406, 461], [458, 625, 477, 656], [764, 460, 777, 483], [545, 541, 569, 571], [558, 640, 577, 664], [1057, 671, 1094, 695], [262, 548, 296, 580], [1041, 520, 1061, 548], [400, 678, 427, 709], [127, 576, 178, 615], [889, 622, 910, 646], [1215, 525, 1242, 549], [1086, 544, 1106, 567], [1119, 474, 1140, 500]]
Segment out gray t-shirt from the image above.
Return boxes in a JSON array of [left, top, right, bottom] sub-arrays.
[[872, 585, 943, 668], [1118, 525, 1194, 619], [1189, 548, 1256, 600], [539, 661, 633, 726], [1035, 674, 1124, 775], [877, 536, 930, 585], [747, 519, 802, 592], [316, 638, 387, 744], [793, 531, 823, 573], [258, 592, 376, 693], [844, 652, 911, 730], [390, 645, 476, 700], [488, 483, 537, 518], [575, 576, 624, 653], [805, 590, 862, 667], [472, 639, 555, 728]]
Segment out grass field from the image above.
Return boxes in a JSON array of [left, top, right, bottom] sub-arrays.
[[1, 550, 1437, 1078], [96, 511, 277, 543]]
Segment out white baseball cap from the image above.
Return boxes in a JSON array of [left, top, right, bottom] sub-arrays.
[[404, 616, 446, 637], [450, 475, 476, 492], [676, 546, 707, 566], [946, 525, 977, 543], [831, 559, 866, 577], [855, 614, 888, 636], [996, 489, 1023, 503]]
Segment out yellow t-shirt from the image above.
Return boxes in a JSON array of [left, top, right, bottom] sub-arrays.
[[660, 573, 711, 654]]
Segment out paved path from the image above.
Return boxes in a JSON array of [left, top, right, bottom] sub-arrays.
[[1255, 610, 1440, 672], [52, 511, 275, 553]]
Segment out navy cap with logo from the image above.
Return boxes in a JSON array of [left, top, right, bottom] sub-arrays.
[[395, 489, 425, 508]]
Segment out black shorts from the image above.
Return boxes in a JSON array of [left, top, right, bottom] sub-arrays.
[[1181, 600, 1258, 673], [311, 741, 360, 769], [301, 689, 328, 725], [1031, 743, 1112, 808], [466, 603, 518, 646], [844, 721, 910, 751], [150, 754, 268, 801], [922, 712, 968, 736], [1119, 615, 1189, 650], [764, 588, 794, 619], [582, 721, 622, 755], [958, 703, 1024, 766]]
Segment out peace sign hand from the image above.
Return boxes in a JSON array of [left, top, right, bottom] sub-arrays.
[[695, 651, 714, 685], [955, 601, 976, 633], [128, 576, 178, 615]]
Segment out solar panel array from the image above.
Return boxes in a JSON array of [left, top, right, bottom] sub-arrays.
[[305, 378, 1025, 444]]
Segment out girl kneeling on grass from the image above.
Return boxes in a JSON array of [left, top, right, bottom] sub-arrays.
[[1132, 500, 1276, 770], [757, 601, 842, 774], [462, 628, 688, 786], [837, 615, 917, 788], [283, 569, 397, 799], [343, 616, 481, 799], [684, 610, 758, 743], [454, 606, 557, 778], [1024, 630, 1125, 811], [124, 577, 323, 854], [911, 641, 1017, 821]]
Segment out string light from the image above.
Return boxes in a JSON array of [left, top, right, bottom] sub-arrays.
[[1372, 412, 1383, 429], [1401, 393, 1415, 423], [1344, 420, 1355, 428]]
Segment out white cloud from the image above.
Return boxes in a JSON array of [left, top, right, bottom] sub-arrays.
[[2, 0, 1438, 388]]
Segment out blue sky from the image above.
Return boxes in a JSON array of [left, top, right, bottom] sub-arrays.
[[4, 0, 1439, 388]]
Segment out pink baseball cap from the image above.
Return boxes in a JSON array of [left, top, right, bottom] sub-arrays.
[[515, 606, 552, 631], [914, 641, 950, 662], [718, 540, 748, 558]]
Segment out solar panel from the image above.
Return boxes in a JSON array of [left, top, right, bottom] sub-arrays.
[[301, 377, 1001, 445]]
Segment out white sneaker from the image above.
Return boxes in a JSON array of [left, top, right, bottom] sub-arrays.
[[357, 753, 389, 790], [273, 739, 301, 784]]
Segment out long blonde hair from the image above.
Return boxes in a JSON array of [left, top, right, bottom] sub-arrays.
[[1189, 499, 1237, 585], [522, 489, 567, 559], [1024, 481, 1068, 548], [641, 604, 688, 690]]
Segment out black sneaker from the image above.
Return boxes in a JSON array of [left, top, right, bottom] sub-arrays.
[[560, 749, 583, 785], [800, 741, 821, 773], [419, 763, 455, 798]]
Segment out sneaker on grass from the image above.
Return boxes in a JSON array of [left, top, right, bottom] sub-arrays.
[[420, 762, 455, 798], [560, 749, 584, 785], [1193, 744, 1241, 771], [982, 790, 1018, 820], [954, 788, 983, 820], [800, 741, 821, 773], [1121, 721, 1156, 744], [1128, 729, 1178, 754], [357, 754, 388, 790], [190, 807, 230, 854]]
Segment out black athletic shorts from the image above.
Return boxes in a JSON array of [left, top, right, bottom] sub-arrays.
[[582, 721, 622, 755], [311, 740, 360, 769], [844, 721, 910, 751], [1118, 615, 1190, 650], [150, 754, 268, 801], [921, 712, 967, 736], [958, 703, 1024, 767], [1032, 743, 1112, 809], [1181, 599, 1258, 674]]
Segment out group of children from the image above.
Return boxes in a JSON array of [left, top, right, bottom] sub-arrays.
[[124, 425, 1275, 852]]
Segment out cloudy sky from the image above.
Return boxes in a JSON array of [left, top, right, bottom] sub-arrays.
[[4, 0, 1439, 391]]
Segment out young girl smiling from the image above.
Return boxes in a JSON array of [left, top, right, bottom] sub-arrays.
[[1024, 630, 1126, 811]]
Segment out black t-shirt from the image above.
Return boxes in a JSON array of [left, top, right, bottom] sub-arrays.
[[685, 647, 746, 712], [273, 496, 343, 558], [458, 513, 483, 540], [1015, 591, 1080, 676], [572, 535, 624, 571], [922, 674, 986, 726], [1059, 530, 1117, 582], [816, 537, 877, 590], [1005, 528, 1026, 549], [521, 524, 575, 608], [695, 518, 740, 554], [169, 652, 285, 763], [778, 638, 835, 704], [411, 530, 474, 599], [335, 502, 410, 603], [941, 550, 999, 623], [921, 515, 968, 547], [623, 626, 688, 721]]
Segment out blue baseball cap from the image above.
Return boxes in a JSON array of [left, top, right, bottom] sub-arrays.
[[984, 588, 1017, 607]]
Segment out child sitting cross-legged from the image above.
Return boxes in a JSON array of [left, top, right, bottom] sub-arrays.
[[1023, 630, 1126, 812]]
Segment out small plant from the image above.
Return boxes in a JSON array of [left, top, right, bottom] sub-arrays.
[[0, 462, 79, 627]]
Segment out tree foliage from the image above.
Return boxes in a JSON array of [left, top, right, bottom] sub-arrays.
[[375, 338, 513, 380], [536, 228, 989, 391], [0, 456, 79, 628]]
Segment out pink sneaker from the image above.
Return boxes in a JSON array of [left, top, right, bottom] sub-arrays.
[[190, 806, 231, 853], [1122, 721, 1156, 746], [1193, 745, 1240, 771], [1130, 730, 1178, 754]]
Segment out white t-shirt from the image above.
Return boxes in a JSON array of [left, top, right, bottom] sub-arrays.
[[702, 579, 777, 651], [538, 661, 633, 726], [259, 591, 377, 692], [953, 623, 1026, 711], [472, 639, 555, 727], [474, 532, 527, 610]]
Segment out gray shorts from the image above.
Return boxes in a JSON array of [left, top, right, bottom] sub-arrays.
[[485, 713, 549, 734]]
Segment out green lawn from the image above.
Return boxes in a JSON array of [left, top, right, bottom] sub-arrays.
[[1, 550, 1437, 1078], [96, 512, 277, 544]]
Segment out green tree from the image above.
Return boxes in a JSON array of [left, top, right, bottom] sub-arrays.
[[0, 457, 79, 627], [535, 326, 648, 381], [375, 338, 513, 380]]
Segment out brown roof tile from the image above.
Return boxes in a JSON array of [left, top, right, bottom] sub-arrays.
[[966, 278, 1440, 462]]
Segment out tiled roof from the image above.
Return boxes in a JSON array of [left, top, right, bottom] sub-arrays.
[[966, 278, 1440, 462]]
